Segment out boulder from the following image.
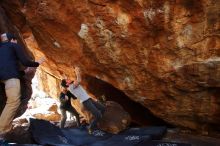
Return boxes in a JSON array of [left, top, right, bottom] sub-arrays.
[[72, 100, 131, 134]]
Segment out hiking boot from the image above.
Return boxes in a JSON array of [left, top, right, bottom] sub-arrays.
[[0, 134, 4, 141], [0, 139, 9, 146], [0, 132, 8, 145], [76, 120, 81, 127], [0, 131, 6, 139], [88, 128, 93, 135]]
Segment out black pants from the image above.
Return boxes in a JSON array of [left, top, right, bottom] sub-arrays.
[[83, 98, 105, 130], [60, 106, 80, 128]]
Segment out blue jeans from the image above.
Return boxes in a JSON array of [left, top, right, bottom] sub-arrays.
[[83, 99, 105, 130]]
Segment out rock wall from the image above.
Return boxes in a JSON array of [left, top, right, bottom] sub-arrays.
[[1, 0, 219, 133]]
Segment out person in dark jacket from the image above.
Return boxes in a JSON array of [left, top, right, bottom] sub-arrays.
[[0, 33, 45, 136], [59, 85, 80, 128]]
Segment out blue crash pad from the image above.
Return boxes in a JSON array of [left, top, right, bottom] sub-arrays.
[[137, 140, 192, 146], [89, 135, 151, 146], [29, 119, 75, 146], [61, 127, 112, 146], [121, 126, 167, 139], [29, 119, 168, 146]]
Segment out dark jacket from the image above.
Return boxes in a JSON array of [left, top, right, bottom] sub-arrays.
[[59, 91, 77, 109], [0, 42, 39, 80]]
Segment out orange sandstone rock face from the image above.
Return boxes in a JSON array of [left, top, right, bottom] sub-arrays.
[[32, 104, 61, 122], [1, 0, 220, 133]]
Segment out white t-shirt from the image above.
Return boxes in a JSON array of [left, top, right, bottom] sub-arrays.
[[68, 84, 90, 103]]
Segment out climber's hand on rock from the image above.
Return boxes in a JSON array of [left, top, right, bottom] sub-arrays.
[[37, 57, 46, 64]]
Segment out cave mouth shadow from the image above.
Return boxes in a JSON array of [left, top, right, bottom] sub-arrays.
[[84, 75, 174, 128]]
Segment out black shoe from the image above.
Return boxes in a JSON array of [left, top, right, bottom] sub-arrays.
[[0, 139, 9, 146], [0, 133, 8, 145], [88, 128, 93, 135], [76, 122, 81, 127]]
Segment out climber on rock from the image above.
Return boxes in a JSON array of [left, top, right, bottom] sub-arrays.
[[61, 67, 105, 134], [0, 33, 45, 139]]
